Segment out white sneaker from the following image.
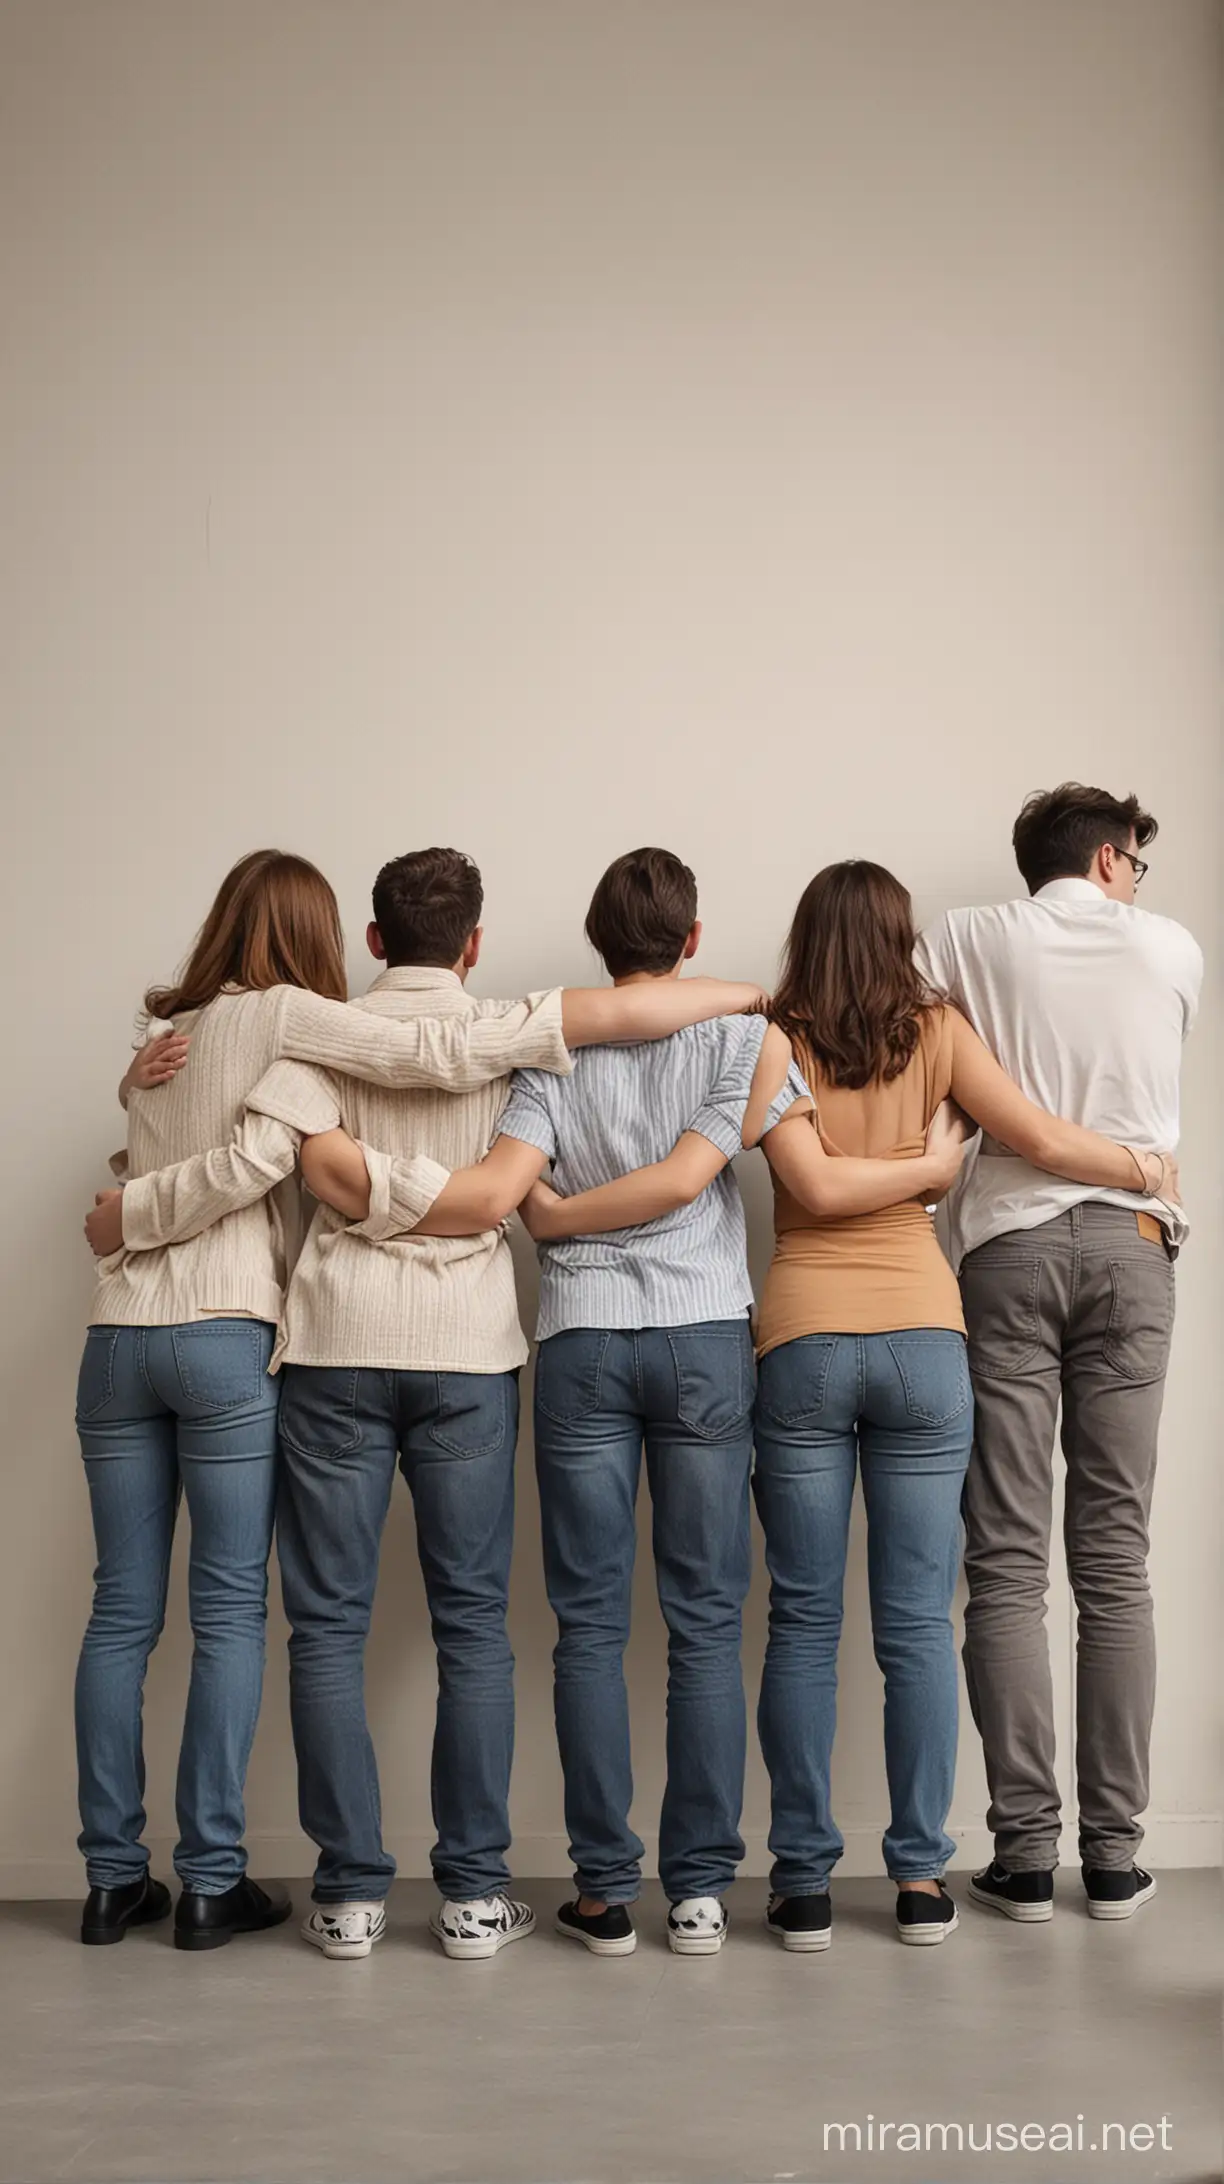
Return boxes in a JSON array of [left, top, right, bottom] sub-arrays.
[[429, 1893, 536, 1960], [301, 1901, 387, 1961], [667, 1895, 728, 1955]]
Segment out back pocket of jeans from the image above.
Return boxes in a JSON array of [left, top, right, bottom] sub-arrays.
[[76, 1328, 120, 1423], [429, 1373, 510, 1458], [534, 1330, 611, 1425], [669, 1326, 755, 1440], [960, 1253, 1045, 1379], [755, 1335, 839, 1428], [171, 1321, 272, 1411], [278, 1368, 362, 1459], [1103, 1256, 1174, 1383], [886, 1334, 972, 1428]]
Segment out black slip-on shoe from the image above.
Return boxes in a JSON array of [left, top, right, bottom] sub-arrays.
[[968, 1860, 1055, 1923], [896, 1881, 959, 1945], [174, 1877, 293, 1952], [81, 1874, 172, 1947], [1082, 1864, 1158, 1921], [554, 1900, 637, 1956], [766, 1893, 832, 1953]]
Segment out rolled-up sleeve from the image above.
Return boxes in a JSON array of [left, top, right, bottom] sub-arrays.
[[352, 1148, 453, 1242], [120, 1109, 302, 1251], [495, 1071, 559, 1161], [244, 1060, 343, 1136], [760, 1062, 813, 1137], [278, 987, 573, 1091], [685, 1020, 768, 1160]]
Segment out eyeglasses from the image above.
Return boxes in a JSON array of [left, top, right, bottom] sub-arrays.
[[1115, 847, 1149, 887]]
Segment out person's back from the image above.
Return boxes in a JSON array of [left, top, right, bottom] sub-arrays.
[[759, 1004, 963, 1351], [918, 879, 1199, 1261], [915, 784, 1201, 1927], [267, 967, 526, 1373], [97, 988, 296, 1330], [506, 1015, 774, 1340]]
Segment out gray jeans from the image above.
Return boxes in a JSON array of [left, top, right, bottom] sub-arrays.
[[960, 1203, 1174, 1872]]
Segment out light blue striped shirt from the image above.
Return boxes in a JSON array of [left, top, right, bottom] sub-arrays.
[[498, 1016, 808, 1340]]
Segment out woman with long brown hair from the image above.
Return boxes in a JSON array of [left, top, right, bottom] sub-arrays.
[[752, 861, 1175, 1952], [77, 849, 761, 1953]]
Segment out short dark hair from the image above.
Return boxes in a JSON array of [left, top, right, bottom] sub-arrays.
[[1012, 782, 1157, 895], [371, 848, 484, 966], [584, 847, 698, 977]]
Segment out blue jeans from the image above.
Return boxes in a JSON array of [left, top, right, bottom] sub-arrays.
[[74, 1320, 279, 1894], [534, 1319, 755, 1905], [753, 1330, 973, 1893], [276, 1365, 519, 1904]]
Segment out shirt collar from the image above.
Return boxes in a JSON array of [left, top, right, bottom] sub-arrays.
[[1033, 877, 1108, 906], [367, 965, 465, 994]]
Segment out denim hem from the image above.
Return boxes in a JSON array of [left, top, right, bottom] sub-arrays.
[[432, 1882, 515, 1903], [174, 1875, 248, 1896], [767, 1885, 831, 1900], [573, 1888, 641, 1907], [312, 1888, 392, 1906], [888, 1869, 947, 1885]]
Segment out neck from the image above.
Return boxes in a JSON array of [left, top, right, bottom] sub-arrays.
[[613, 968, 679, 987]]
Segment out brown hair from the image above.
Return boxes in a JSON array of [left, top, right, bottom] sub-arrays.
[[584, 847, 698, 977], [145, 850, 348, 1021], [1012, 782, 1157, 895], [771, 861, 931, 1089], [371, 848, 484, 967]]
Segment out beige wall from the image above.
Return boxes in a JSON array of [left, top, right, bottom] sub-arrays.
[[1, 0, 1219, 1891]]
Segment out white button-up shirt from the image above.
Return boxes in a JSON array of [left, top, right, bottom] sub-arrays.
[[914, 878, 1202, 1263]]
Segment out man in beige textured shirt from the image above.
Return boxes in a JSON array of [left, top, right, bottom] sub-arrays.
[[110, 848, 763, 1964]]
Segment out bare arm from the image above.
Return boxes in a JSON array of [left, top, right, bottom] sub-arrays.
[[558, 978, 766, 1048], [518, 1022, 807, 1241], [762, 1108, 967, 1220], [947, 1011, 1175, 1196], [299, 1130, 549, 1236], [520, 1133, 730, 1241]]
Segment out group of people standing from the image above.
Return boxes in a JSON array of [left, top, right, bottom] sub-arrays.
[[74, 782, 1200, 1965]]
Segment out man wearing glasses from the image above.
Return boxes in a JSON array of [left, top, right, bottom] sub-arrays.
[[915, 785, 1202, 1928]]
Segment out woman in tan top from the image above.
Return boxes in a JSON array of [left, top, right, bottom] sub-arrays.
[[75, 848, 765, 1952], [752, 861, 1175, 1953]]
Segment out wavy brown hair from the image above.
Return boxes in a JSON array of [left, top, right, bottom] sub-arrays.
[[145, 850, 347, 1021], [771, 861, 933, 1089]]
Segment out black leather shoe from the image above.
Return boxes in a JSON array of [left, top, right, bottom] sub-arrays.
[[174, 1877, 293, 1951], [81, 1874, 172, 1946]]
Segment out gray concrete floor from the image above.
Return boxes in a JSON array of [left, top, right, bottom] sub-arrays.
[[0, 1873, 1217, 2184]]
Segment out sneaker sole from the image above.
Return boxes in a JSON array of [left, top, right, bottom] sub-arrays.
[[429, 1911, 536, 1960], [968, 1882, 1054, 1923], [767, 1921, 832, 1953], [667, 1930, 726, 1955], [897, 1907, 959, 1946], [554, 1913, 637, 1957], [1086, 1878, 1158, 1921], [300, 1922, 383, 1961]]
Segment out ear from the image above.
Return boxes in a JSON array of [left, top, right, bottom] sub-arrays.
[[462, 926, 483, 971], [1095, 842, 1118, 885], [367, 921, 387, 962], [682, 920, 702, 962]]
